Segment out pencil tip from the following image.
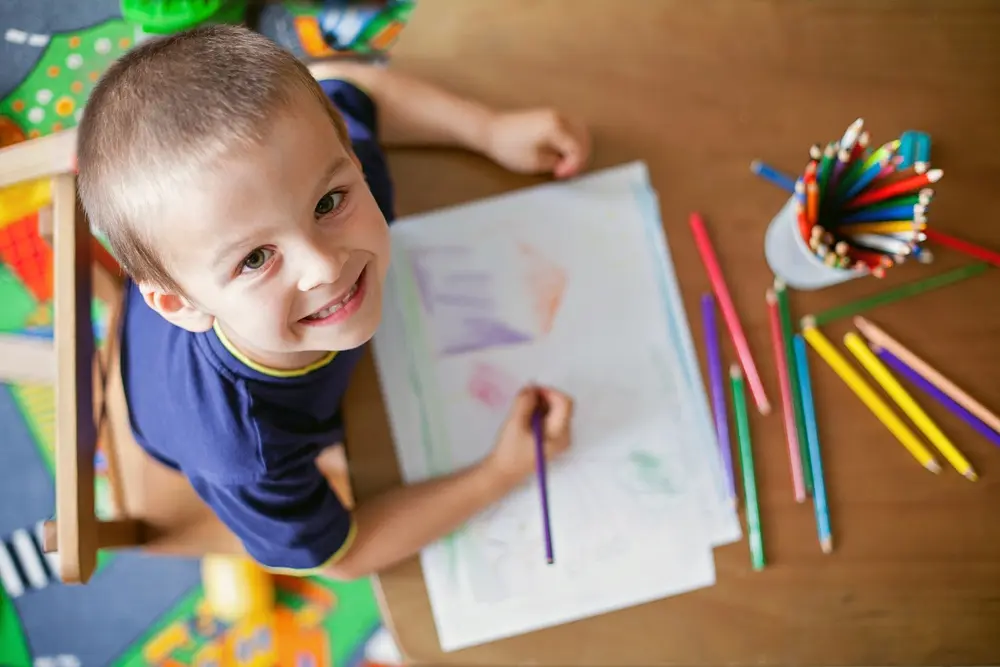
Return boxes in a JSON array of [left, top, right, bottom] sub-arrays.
[[821, 537, 833, 554], [546, 557, 555, 565], [765, 288, 776, 304], [965, 470, 979, 482], [927, 460, 942, 474], [729, 364, 742, 379], [758, 401, 772, 416], [927, 168, 944, 182], [750, 159, 761, 172], [801, 315, 816, 329]]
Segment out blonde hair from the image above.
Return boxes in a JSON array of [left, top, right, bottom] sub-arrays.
[[77, 24, 350, 292]]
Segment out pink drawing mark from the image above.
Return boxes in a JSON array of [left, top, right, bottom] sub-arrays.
[[467, 362, 519, 410]]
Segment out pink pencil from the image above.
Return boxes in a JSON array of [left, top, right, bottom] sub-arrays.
[[766, 288, 806, 501], [689, 212, 771, 414]]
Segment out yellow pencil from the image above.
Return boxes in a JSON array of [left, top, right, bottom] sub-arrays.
[[801, 320, 940, 473], [838, 221, 928, 235], [843, 333, 977, 481]]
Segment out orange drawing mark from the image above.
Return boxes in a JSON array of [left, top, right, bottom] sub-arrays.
[[518, 242, 567, 334]]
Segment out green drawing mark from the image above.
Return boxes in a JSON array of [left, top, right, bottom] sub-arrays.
[[629, 449, 674, 494], [390, 248, 461, 573]]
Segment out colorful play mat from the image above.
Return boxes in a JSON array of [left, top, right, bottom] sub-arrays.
[[0, 2, 413, 665]]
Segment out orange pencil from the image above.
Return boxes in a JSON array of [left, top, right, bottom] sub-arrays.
[[689, 212, 771, 414], [806, 180, 819, 226], [846, 169, 943, 209]]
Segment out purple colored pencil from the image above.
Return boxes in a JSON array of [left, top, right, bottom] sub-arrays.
[[532, 407, 555, 564], [875, 345, 1000, 449], [701, 294, 737, 502]]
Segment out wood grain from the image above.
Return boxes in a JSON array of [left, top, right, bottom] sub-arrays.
[[343, 1, 1000, 664]]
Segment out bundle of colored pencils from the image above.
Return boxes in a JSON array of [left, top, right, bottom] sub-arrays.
[[753, 118, 941, 278]]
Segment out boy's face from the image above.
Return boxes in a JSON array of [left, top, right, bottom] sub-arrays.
[[148, 94, 390, 369]]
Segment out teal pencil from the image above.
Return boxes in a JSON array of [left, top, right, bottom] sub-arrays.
[[793, 334, 833, 554], [731, 364, 765, 571]]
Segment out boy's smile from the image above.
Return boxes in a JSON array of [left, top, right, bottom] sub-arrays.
[[144, 92, 391, 371]]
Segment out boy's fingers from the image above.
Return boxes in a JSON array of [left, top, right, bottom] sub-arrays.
[[538, 388, 573, 434], [509, 385, 542, 423]]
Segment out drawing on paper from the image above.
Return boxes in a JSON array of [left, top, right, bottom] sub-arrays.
[[622, 449, 674, 495], [467, 362, 519, 410], [407, 241, 567, 357]]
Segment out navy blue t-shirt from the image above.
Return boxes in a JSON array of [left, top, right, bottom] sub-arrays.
[[120, 79, 394, 571]]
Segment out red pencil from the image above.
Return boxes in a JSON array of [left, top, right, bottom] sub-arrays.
[[766, 287, 806, 502], [689, 212, 771, 415], [846, 169, 943, 209], [924, 229, 1000, 268]]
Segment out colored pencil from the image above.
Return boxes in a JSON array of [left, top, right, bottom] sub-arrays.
[[877, 154, 904, 179], [840, 204, 925, 223], [806, 262, 990, 327], [839, 221, 928, 235], [816, 141, 837, 204], [844, 333, 977, 480], [876, 346, 1000, 449], [801, 323, 940, 473], [861, 190, 931, 214], [853, 316, 1000, 436], [806, 180, 819, 226], [532, 407, 554, 564], [841, 153, 891, 202], [750, 160, 796, 193], [846, 169, 943, 209], [793, 334, 832, 554], [924, 229, 1000, 268], [767, 288, 806, 502], [690, 212, 771, 414], [730, 364, 764, 571], [701, 293, 737, 503], [775, 279, 812, 494]]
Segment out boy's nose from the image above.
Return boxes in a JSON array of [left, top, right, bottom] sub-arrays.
[[296, 243, 349, 292]]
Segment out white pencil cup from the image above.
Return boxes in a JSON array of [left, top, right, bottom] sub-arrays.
[[764, 197, 860, 290]]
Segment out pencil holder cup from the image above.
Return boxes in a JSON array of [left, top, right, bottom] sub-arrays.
[[764, 197, 859, 290]]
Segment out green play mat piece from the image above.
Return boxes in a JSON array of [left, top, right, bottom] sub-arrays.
[[0, 591, 32, 667], [121, 0, 248, 34]]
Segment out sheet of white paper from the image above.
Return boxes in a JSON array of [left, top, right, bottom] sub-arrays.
[[372, 161, 739, 651]]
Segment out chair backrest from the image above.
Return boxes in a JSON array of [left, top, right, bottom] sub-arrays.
[[0, 133, 139, 584]]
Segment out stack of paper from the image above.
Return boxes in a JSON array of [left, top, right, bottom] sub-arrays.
[[372, 161, 741, 652]]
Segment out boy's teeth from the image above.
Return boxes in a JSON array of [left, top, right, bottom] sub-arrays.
[[306, 282, 358, 320]]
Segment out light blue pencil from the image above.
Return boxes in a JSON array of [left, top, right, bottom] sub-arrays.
[[793, 334, 833, 554]]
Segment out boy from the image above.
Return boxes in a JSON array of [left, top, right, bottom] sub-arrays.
[[76, 25, 587, 579]]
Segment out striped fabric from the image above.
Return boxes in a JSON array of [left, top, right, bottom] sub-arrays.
[[0, 521, 59, 598]]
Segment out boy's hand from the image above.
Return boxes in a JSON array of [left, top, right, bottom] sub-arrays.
[[485, 109, 590, 179], [484, 385, 574, 487]]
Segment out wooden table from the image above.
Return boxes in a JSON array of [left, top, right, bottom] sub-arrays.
[[343, 2, 1000, 664]]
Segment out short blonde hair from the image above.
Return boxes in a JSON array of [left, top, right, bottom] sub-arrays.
[[77, 24, 351, 292]]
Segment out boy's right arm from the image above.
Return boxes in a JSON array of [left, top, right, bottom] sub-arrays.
[[322, 385, 573, 580]]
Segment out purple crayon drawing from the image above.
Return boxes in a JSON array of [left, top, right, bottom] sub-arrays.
[[408, 241, 567, 357]]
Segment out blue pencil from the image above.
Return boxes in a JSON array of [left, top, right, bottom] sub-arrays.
[[840, 204, 923, 223], [750, 160, 796, 193], [841, 156, 890, 202], [532, 407, 555, 564], [793, 334, 832, 554], [876, 346, 1000, 449]]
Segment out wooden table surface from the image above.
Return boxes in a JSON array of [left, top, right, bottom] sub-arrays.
[[343, 2, 1000, 664]]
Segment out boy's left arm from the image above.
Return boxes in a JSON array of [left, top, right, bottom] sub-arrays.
[[308, 61, 591, 179]]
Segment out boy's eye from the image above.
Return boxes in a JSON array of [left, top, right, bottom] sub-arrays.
[[315, 190, 344, 217], [240, 247, 274, 273]]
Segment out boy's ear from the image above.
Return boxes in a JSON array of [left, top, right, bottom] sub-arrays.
[[140, 284, 214, 333]]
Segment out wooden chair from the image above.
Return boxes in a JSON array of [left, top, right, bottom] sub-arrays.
[[0, 130, 245, 585]]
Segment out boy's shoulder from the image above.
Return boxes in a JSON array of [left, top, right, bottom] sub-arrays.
[[119, 282, 365, 484]]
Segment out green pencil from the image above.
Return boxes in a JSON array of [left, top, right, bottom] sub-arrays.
[[806, 262, 991, 328], [775, 278, 812, 496], [731, 364, 765, 571], [816, 142, 836, 208]]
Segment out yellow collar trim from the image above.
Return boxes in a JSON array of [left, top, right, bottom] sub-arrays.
[[213, 321, 337, 378]]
